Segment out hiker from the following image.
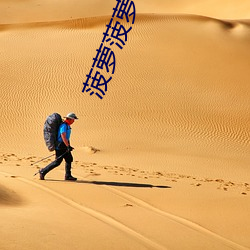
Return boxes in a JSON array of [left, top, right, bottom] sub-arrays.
[[39, 112, 78, 181]]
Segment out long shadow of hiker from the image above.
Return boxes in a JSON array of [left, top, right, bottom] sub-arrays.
[[76, 180, 171, 189]]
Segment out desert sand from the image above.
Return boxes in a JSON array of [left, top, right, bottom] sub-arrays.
[[0, 1, 250, 249]]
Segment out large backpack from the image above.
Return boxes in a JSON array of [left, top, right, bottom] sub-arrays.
[[43, 113, 63, 151]]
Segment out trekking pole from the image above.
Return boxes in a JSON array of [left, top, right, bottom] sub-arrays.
[[33, 151, 69, 176], [31, 153, 55, 166]]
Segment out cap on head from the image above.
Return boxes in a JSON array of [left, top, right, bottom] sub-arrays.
[[64, 112, 78, 120]]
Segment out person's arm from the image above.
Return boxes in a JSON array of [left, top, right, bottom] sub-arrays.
[[61, 132, 69, 147]]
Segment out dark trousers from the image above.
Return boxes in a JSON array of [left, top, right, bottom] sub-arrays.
[[41, 149, 73, 177]]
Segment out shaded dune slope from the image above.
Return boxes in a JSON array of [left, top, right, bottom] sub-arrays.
[[0, 184, 23, 206]]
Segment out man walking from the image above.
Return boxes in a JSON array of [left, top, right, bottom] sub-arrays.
[[39, 112, 78, 181]]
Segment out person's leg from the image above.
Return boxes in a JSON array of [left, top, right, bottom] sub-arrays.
[[39, 150, 64, 179], [64, 152, 77, 181]]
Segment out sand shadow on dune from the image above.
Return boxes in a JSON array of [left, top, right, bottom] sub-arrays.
[[0, 184, 23, 206], [77, 180, 171, 189]]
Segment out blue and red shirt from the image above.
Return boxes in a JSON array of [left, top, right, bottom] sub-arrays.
[[57, 122, 71, 144]]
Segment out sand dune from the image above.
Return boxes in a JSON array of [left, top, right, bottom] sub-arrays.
[[1, 2, 250, 250], [1, 0, 250, 24], [1, 14, 249, 179]]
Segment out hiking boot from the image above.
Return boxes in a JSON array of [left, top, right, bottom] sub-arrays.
[[39, 170, 45, 180], [65, 175, 77, 181]]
